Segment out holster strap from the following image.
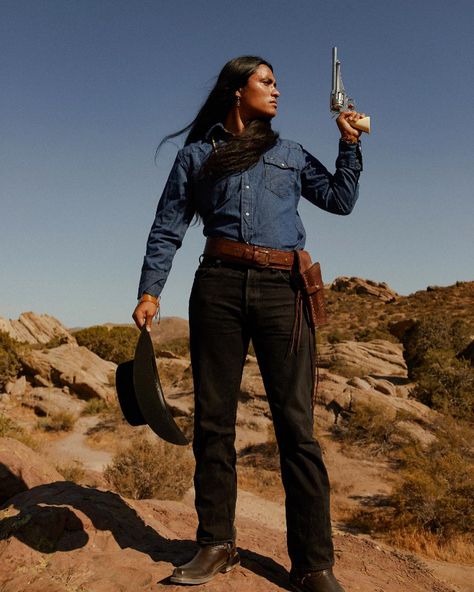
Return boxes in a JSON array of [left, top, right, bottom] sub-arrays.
[[203, 237, 294, 270]]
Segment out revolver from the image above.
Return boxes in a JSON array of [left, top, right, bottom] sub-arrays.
[[330, 47, 370, 134]]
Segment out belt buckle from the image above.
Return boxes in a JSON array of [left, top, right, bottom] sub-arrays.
[[254, 248, 270, 267]]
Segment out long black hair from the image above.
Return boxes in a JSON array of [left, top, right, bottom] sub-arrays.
[[157, 56, 279, 179]]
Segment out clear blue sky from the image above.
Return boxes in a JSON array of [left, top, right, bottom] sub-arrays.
[[1, 0, 473, 327]]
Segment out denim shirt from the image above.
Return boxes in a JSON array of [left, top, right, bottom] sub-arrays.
[[138, 123, 362, 299]]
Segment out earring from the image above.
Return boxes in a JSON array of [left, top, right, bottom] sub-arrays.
[[236, 96, 240, 107]]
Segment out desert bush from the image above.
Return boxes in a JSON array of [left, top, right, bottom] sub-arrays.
[[0, 413, 39, 449], [159, 337, 190, 357], [332, 402, 411, 455], [402, 316, 470, 378], [391, 421, 473, 540], [81, 397, 108, 416], [37, 411, 76, 432], [354, 325, 394, 342], [412, 351, 474, 419], [346, 417, 474, 560], [73, 325, 139, 364], [56, 460, 85, 483], [104, 435, 193, 500], [44, 335, 72, 349], [327, 359, 370, 379], [326, 330, 349, 344], [401, 316, 474, 420], [0, 331, 23, 390], [0, 413, 17, 437]]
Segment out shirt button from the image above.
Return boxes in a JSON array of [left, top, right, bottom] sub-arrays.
[[245, 212, 250, 216], [245, 185, 250, 189]]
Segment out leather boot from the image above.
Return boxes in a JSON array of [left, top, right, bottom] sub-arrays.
[[170, 542, 240, 585], [289, 568, 346, 592]]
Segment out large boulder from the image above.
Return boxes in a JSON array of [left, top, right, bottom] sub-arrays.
[[0, 312, 75, 345], [21, 344, 116, 401], [0, 437, 63, 505]]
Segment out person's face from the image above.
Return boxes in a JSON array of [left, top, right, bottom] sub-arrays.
[[237, 64, 280, 120]]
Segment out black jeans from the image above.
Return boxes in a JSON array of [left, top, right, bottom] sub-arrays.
[[188, 260, 334, 571]]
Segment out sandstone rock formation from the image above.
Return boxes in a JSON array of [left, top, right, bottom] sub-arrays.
[[0, 312, 76, 345], [331, 276, 399, 302], [316, 339, 437, 445], [21, 344, 116, 401], [21, 387, 86, 417], [4, 376, 27, 397], [0, 437, 63, 505], [318, 339, 407, 377], [0, 480, 456, 592]]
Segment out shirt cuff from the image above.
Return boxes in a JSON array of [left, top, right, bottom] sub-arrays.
[[137, 270, 166, 300]]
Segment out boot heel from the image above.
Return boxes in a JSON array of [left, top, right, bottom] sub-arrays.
[[221, 552, 240, 573]]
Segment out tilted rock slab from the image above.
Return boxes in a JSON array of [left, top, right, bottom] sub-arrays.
[[0, 312, 76, 345], [0, 481, 456, 592], [318, 340, 407, 377], [0, 437, 63, 505], [21, 344, 116, 401], [21, 387, 86, 417]]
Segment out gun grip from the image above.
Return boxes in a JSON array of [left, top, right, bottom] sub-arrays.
[[350, 116, 370, 134]]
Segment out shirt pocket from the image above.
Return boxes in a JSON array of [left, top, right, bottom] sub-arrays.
[[263, 154, 298, 198]]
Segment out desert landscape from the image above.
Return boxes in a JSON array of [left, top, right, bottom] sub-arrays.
[[1, 277, 473, 592]]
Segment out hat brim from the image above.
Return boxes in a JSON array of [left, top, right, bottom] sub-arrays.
[[115, 360, 147, 426], [133, 327, 189, 446]]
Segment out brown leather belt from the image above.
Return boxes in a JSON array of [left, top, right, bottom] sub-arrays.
[[203, 237, 295, 270]]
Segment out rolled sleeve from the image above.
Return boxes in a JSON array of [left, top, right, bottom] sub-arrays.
[[137, 152, 195, 299]]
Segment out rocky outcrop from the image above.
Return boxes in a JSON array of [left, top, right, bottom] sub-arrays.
[[316, 339, 437, 445], [0, 481, 455, 592], [318, 339, 407, 377], [21, 387, 86, 417], [331, 277, 399, 302], [21, 344, 116, 401], [0, 312, 75, 345], [0, 438, 63, 505], [4, 376, 27, 397]]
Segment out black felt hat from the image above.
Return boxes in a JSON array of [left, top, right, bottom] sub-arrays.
[[115, 327, 188, 445]]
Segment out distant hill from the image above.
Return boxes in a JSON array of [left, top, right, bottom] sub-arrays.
[[320, 278, 474, 343]]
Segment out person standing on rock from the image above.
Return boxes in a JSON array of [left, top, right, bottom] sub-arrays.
[[133, 56, 364, 592]]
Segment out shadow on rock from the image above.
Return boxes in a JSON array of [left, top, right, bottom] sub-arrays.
[[240, 548, 293, 591], [0, 481, 194, 563]]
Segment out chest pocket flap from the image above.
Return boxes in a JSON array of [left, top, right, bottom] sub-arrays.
[[263, 154, 299, 198]]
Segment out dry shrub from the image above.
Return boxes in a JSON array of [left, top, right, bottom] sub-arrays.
[[327, 359, 370, 379], [37, 411, 76, 432], [73, 325, 139, 364], [237, 467, 284, 501], [0, 331, 23, 390], [104, 434, 193, 500], [346, 417, 474, 561], [81, 397, 108, 416], [332, 402, 410, 455], [56, 460, 85, 483], [0, 413, 39, 449], [158, 337, 190, 357]]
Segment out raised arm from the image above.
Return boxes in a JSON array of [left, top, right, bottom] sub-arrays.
[[301, 119, 363, 215]]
